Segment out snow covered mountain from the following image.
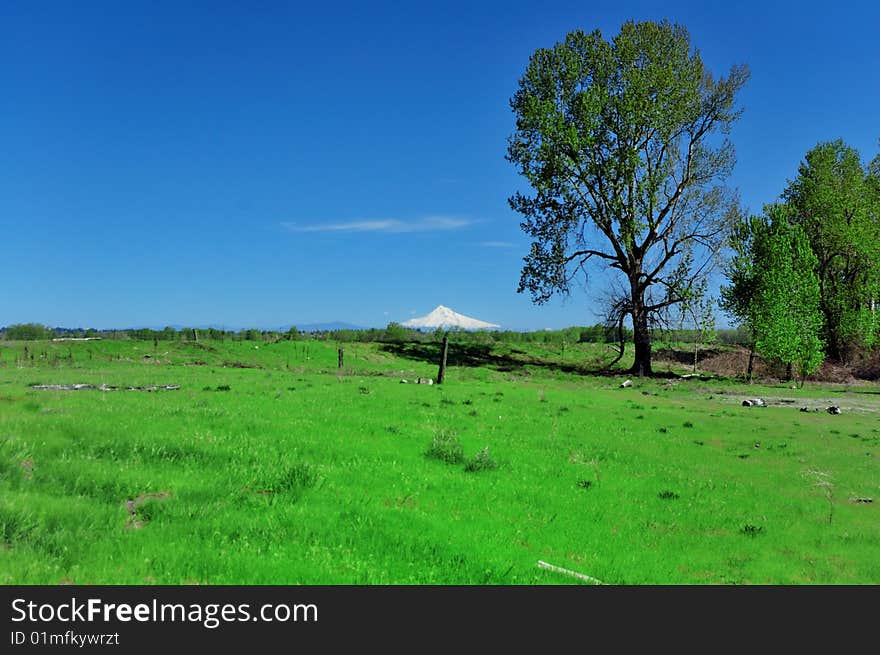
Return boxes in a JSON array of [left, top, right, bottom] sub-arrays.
[[401, 305, 500, 330]]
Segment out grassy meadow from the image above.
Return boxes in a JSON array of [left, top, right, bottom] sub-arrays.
[[0, 337, 878, 584]]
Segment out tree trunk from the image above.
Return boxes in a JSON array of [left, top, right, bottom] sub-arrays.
[[818, 283, 841, 362], [825, 329, 841, 363], [606, 313, 627, 369], [630, 299, 652, 377], [747, 345, 755, 383]]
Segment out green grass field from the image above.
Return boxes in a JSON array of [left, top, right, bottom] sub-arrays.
[[1, 338, 878, 584]]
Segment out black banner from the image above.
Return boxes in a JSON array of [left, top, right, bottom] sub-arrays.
[[1, 585, 876, 650]]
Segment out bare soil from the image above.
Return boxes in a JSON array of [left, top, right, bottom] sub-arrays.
[[655, 345, 876, 383]]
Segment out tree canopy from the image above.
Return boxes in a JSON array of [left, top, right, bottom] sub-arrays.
[[782, 139, 880, 362], [3, 323, 53, 341], [507, 19, 749, 374], [722, 204, 824, 385]]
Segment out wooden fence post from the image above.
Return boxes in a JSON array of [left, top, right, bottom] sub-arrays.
[[338, 348, 344, 369], [437, 335, 449, 384]]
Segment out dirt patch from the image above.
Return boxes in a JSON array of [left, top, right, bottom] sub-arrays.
[[654, 346, 760, 378], [663, 345, 877, 383], [809, 360, 857, 384], [124, 491, 171, 529], [654, 347, 724, 366], [853, 352, 880, 381], [32, 384, 181, 392], [698, 348, 753, 377], [383, 494, 417, 509], [655, 346, 880, 384], [375, 369, 417, 377], [240, 485, 275, 496], [725, 395, 879, 414], [222, 362, 262, 369], [670, 346, 781, 380], [19, 459, 33, 480]]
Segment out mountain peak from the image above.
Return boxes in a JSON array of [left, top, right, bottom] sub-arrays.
[[401, 305, 499, 330]]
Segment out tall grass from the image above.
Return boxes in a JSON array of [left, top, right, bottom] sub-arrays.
[[0, 338, 878, 583]]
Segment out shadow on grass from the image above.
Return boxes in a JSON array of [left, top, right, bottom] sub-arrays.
[[652, 347, 725, 365], [378, 342, 682, 378]]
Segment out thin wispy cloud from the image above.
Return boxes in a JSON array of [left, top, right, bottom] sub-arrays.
[[282, 216, 472, 234], [480, 241, 517, 248]]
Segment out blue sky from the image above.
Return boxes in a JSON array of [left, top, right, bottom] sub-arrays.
[[2, 0, 878, 330]]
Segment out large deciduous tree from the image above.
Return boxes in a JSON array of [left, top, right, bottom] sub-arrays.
[[507, 20, 748, 375], [721, 204, 824, 386], [782, 140, 880, 362]]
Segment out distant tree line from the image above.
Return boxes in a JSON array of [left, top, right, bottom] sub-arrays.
[[5, 321, 763, 348]]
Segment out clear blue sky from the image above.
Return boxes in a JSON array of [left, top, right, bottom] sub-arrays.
[[2, 0, 878, 330]]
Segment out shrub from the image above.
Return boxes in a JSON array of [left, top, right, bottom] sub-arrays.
[[270, 463, 318, 493], [464, 447, 498, 472], [4, 324, 52, 341], [426, 430, 464, 464]]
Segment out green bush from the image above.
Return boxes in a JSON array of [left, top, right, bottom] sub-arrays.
[[464, 447, 498, 472], [3, 324, 52, 340], [426, 430, 464, 464], [269, 463, 319, 493]]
